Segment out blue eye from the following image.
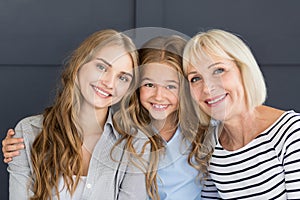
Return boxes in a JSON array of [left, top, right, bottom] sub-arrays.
[[97, 64, 107, 72], [190, 77, 201, 83], [214, 68, 224, 74], [119, 75, 129, 82], [166, 85, 177, 89]]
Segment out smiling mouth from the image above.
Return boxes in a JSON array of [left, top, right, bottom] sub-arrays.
[[206, 94, 227, 105], [92, 85, 112, 97], [151, 103, 169, 110]]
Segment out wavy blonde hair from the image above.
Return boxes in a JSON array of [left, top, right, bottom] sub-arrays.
[[30, 29, 138, 200], [114, 35, 208, 199]]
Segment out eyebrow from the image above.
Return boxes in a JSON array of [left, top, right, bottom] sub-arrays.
[[187, 62, 224, 76], [123, 72, 133, 78], [208, 62, 224, 69], [187, 71, 198, 76], [141, 77, 179, 85], [96, 58, 112, 67], [96, 58, 133, 78]]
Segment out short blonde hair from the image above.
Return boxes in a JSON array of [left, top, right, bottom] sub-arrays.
[[183, 29, 266, 125]]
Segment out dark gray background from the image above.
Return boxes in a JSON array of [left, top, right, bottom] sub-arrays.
[[1, 0, 299, 199]]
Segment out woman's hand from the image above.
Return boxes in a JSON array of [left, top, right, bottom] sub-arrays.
[[2, 129, 25, 163]]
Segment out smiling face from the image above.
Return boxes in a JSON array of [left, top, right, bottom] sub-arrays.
[[139, 63, 179, 122], [186, 54, 247, 121], [77, 45, 133, 110]]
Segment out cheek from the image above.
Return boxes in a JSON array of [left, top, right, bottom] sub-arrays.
[[169, 90, 179, 105], [139, 88, 149, 105], [115, 80, 131, 91], [189, 85, 201, 101]]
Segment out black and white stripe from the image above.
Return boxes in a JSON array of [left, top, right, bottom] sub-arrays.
[[202, 111, 300, 199]]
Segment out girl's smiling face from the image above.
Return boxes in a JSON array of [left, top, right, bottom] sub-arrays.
[[77, 45, 133, 110], [187, 55, 247, 121], [139, 63, 180, 122]]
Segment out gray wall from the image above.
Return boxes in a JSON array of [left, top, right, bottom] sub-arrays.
[[1, 0, 299, 199]]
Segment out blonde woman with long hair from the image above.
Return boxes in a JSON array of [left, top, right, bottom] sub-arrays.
[[5, 29, 149, 200]]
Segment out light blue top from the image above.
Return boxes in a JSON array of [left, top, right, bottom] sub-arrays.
[[157, 128, 202, 200]]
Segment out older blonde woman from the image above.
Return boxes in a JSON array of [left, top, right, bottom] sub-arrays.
[[183, 29, 300, 199]]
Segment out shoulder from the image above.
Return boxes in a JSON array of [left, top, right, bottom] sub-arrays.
[[279, 110, 300, 137], [132, 129, 151, 153], [258, 106, 300, 138], [265, 110, 300, 151], [14, 114, 44, 139], [274, 110, 300, 132]]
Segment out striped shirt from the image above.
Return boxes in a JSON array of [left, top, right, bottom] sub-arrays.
[[202, 110, 300, 199]]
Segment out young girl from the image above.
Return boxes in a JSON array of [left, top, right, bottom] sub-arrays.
[[115, 35, 208, 200], [5, 29, 149, 200]]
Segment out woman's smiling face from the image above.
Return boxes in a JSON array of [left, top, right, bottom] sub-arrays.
[[186, 55, 246, 121], [77, 45, 133, 110]]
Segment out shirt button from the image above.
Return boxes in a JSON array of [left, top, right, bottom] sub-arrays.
[[86, 183, 92, 189]]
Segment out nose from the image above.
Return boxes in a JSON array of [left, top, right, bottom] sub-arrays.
[[203, 79, 216, 94], [100, 71, 115, 89], [153, 85, 165, 101]]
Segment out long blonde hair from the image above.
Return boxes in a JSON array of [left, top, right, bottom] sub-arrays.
[[114, 35, 207, 199], [30, 29, 138, 200]]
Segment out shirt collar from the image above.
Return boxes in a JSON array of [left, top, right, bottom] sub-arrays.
[[28, 108, 120, 139], [104, 108, 121, 139]]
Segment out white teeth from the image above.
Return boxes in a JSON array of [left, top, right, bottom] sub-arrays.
[[93, 86, 110, 97], [207, 94, 226, 104], [152, 104, 168, 109]]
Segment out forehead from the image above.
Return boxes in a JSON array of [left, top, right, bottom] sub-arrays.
[[94, 45, 133, 69], [142, 63, 179, 81], [188, 53, 218, 71], [188, 44, 232, 67]]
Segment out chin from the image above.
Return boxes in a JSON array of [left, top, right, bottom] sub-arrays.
[[151, 115, 168, 121], [208, 110, 226, 121]]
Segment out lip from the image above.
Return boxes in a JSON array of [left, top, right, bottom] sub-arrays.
[[205, 93, 227, 107], [91, 84, 112, 98]]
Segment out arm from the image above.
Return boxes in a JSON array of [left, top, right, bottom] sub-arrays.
[[8, 118, 35, 200], [201, 176, 222, 200], [118, 161, 148, 200], [2, 129, 25, 163], [118, 137, 150, 200], [283, 115, 300, 198]]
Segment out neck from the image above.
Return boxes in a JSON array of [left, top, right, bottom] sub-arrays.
[[219, 105, 284, 151], [79, 103, 108, 136], [152, 114, 178, 142], [78, 102, 109, 153], [220, 107, 257, 150]]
